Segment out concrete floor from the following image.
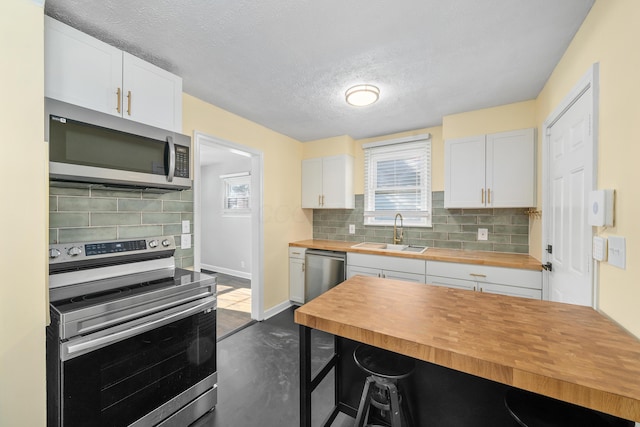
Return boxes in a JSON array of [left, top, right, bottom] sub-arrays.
[[191, 306, 353, 427]]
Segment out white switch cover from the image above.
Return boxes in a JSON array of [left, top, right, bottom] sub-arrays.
[[181, 233, 191, 250], [349, 224, 355, 234], [477, 228, 488, 241], [607, 236, 625, 269], [181, 220, 190, 233]]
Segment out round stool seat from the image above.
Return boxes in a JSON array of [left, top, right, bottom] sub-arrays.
[[505, 388, 634, 427], [353, 344, 415, 379]]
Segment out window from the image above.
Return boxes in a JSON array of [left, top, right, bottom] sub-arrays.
[[222, 173, 251, 214], [363, 134, 431, 227]]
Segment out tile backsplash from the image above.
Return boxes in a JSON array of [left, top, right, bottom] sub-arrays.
[[313, 192, 530, 254], [49, 186, 194, 268]]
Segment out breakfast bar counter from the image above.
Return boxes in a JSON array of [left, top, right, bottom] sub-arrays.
[[295, 276, 640, 426]]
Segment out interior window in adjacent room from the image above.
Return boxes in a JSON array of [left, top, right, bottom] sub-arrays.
[[363, 134, 432, 227], [222, 172, 251, 215]]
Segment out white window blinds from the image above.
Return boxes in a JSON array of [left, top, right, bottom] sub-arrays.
[[363, 135, 432, 227]]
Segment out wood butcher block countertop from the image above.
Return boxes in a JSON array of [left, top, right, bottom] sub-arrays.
[[290, 239, 543, 271], [294, 276, 640, 421]]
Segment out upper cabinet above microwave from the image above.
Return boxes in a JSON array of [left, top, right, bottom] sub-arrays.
[[444, 128, 536, 209], [44, 17, 183, 133]]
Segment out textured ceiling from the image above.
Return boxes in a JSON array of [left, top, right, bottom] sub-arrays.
[[44, 0, 594, 142]]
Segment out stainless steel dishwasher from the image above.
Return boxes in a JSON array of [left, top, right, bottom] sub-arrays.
[[304, 249, 346, 302]]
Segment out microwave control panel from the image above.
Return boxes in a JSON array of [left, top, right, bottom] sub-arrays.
[[175, 146, 190, 178]]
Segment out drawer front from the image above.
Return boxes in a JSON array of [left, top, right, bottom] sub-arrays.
[[480, 283, 542, 300], [427, 261, 541, 289], [289, 247, 307, 259], [347, 253, 426, 275], [426, 275, 476, 291]]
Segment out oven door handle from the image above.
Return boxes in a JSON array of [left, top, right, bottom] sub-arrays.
[[64, 297, 216, 359]]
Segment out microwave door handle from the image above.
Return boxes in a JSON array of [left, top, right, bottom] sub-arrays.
[[166, 136, 175, 182]]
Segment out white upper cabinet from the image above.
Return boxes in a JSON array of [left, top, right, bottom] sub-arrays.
[[444, 128, 535, 208], [45, 17, 183, 132], [302, 155, 354, 209]]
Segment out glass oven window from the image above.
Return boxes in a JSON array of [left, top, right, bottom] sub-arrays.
[[62, 310, 216, 426]]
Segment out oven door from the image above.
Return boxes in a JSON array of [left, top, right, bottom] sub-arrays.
[[55, 298, 216, 427]]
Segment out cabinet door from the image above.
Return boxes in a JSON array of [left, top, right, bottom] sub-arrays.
[[289, 257, 305, 304], [383, 270, 425, 283], [322, 155, 354, 209], [486, 128, 535, 207], [122, 53, 183, 131], [45, 17, 122, 116], [444, 135, 486, 208], [301, 158, 323, 208], [346, 265, 380, 280]]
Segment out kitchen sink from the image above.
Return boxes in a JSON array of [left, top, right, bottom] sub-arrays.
[[351, 242, 428, 254]]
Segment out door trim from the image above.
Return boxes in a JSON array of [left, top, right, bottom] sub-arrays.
[[541, 63, 599, 307], [193, 131, 265, 321]]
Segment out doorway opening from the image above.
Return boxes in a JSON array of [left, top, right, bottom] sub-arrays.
[[193, 131, 264, 339]]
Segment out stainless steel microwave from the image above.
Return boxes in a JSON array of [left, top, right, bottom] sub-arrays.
[[45, 98, 191, 191]]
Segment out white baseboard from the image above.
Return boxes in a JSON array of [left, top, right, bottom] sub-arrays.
[[201, 263, 251, 280], [263, 300, 294, 320]]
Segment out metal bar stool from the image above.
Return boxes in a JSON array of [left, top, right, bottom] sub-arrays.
[[353, 344, 415, 427], [505, 388, 634, 427]]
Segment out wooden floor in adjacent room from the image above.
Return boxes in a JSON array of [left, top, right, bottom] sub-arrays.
[[204, 271, 254, 340]]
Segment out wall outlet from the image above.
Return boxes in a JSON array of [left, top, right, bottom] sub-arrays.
[[181, 220, 190, 233], [349, 224, 355, 234], [478, 228, 488, 241], [181, 233, 191, 249]]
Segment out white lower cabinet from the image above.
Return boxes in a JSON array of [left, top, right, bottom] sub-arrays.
[[347, 253, 426, 283], [426, 261, 542, 299], [289, 248, 306, 304]]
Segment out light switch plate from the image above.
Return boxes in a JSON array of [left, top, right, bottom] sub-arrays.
[[607, 235, 625, 269], [477, 228, 488, 241], [181, 233, 191, 250], [349, 224, 355, 234], [181, 220, 190, 234]]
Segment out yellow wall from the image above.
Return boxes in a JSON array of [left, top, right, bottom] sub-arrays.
[[442, 100, 537, 140], [0, 1, 47, 426], [534, 0, 640, 336], [182, 94, 311, 310], [302, 134, 355, 159]]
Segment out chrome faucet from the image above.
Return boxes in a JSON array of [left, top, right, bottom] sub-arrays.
[[393, 213, 404, 244]]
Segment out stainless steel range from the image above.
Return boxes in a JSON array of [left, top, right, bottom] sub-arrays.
[[46, 236, 217, 427]]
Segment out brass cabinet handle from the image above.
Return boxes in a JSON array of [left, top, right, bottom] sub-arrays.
[[116, 87, 121, 113], [470, 273, 487, 278], [127, 90, 132, 116], [488, 188, 491, 204], [302, 262, 305, 273], [481, 188, 485, 204], [321, 195, 325, 206]]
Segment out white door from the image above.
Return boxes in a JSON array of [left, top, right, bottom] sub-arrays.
[[546, 86, 594, 306], [301, 158, 323, 208]]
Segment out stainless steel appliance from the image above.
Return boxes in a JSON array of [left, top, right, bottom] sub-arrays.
[[304, 250, 346, 302], [46, 97, 191, 191], [46, 236, 216, 427]]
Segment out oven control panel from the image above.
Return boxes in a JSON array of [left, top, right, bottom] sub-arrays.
[[49, 236, 176, 265]]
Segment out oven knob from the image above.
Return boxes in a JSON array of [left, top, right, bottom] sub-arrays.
[[49, 248, 61, 259], [148, 239, 158, 248], [67, 246, 82, 257], [162, 239, 171, 247]]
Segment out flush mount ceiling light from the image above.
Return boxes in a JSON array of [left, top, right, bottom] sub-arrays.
[[345, 84, 380, 107]]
